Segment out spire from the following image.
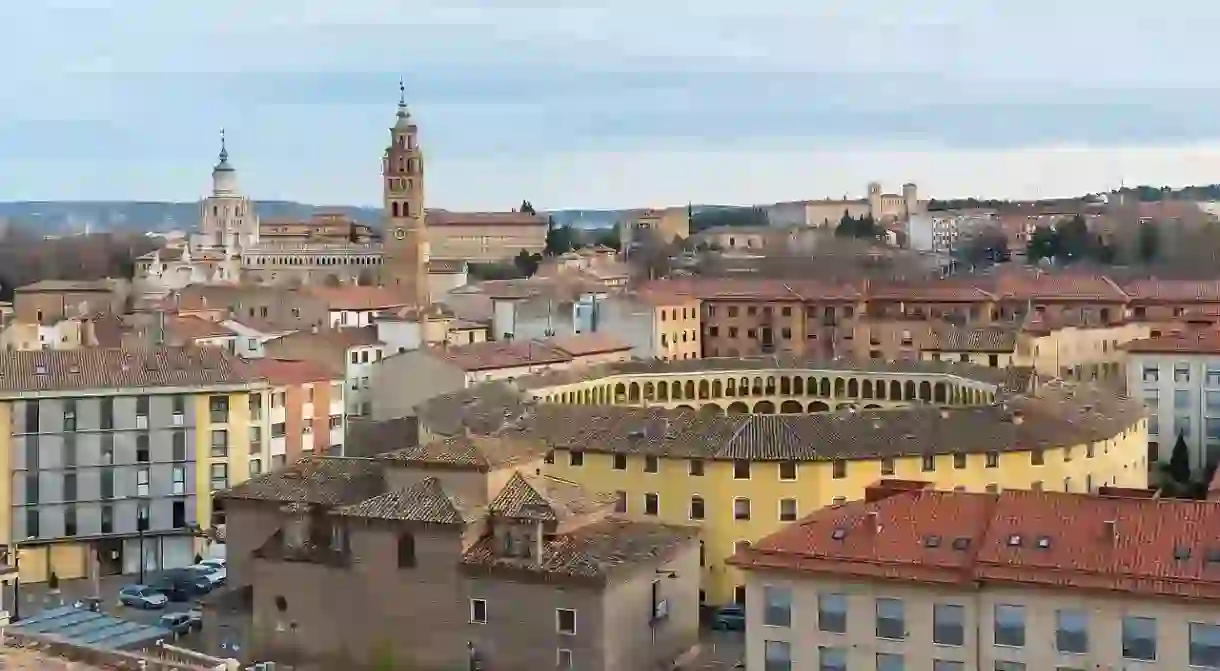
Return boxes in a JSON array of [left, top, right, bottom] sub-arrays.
[[396, 78, 409, 120], [214, 128, 234, 172]]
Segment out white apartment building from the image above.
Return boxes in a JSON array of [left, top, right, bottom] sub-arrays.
[[1124, 333, 1220, 472], [731, 480, 1220, 671]]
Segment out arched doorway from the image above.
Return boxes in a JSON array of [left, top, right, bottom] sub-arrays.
[[726, 401, 750, 414], [754, 400, 776, 414], [780, 401, 804, 414], [808, 401, 830, 412]]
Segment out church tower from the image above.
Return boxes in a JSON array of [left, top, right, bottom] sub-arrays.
[[196, 129, 258, 260], [380, 80, 429, 307]]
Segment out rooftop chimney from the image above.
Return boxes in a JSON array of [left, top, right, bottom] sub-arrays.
[[866, 511, 881, 534], [1102, 519, 1117, 543]]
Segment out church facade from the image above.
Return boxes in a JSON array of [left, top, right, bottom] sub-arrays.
[[134, 87, 545, 299]]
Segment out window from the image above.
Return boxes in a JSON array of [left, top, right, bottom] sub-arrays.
[[922, 455, 936, 472], [210, 463, 228, 490], [933, 603, 965, 646], [1030, 449, 1044, 465], [993, 663, 1025, 671], [1121, 615, 1156, 661], [136, 433, 150, 463], [62, 400, 76, 432], [689, 459, 704, 476], [1176, 363, 1191, 384], [993, 604, 1025, 647], [644, 493, 659, 516], [100, 397, 113, 430], [644, 455, 659, 473], [831, 460, 847, 478], [137, 501, 150, 531], [764, 640, 792, 671], [136, 468, 150, 496], [556, 608, 576, 635], [26, 510, 39, 538], [569, 450, 584, 466], [64, 506, 77, 536], [733, 459, 750, 479], [818, 593, 847, 633], [1190, 622, 1220, 668], [556, 649, 573, 670], [1142, 365, 1159, 383], [733, 497, 751, 520], [172, 500, 186, 529], [100, 505, 113, 534], [689, 496, 705, 520], [469, 599, 487, 624], [100, 468, 114, 500], [776, 460, 798, 480], [249, 458, 262, 476], [1055, 609, 1088, 654], [136, 395, 149, 419], [209, 395, 229, 423], [818, 647, 846, 671], [779, 498, 797, 522], [762, 585, 792, 627], [985, 451, 999, 468], [210, 429, 228, 457], [171, 466, 186, 495], [933, 662, 963, 671], [881, 457, 895, 475], [172, 430, 186, 461], [397, 533, 416, 567], [271, 422, 286, 438], [953, 453, 966, 469], [613, 454, 627, 470], [875, 597, 905, 640], [24, 400, 39, 432]]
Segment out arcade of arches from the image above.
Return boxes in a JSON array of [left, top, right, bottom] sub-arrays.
[[536, 370, 998, 415]]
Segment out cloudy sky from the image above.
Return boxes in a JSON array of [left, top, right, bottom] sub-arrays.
[[2, 0, 1219, 210]]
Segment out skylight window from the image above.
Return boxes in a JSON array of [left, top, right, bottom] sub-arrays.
[[924, 535, 942, 548], [1206, 548, 1220, 564], [951, 537, 971, 551], [1174, 545, 1192, 561], [1007, 534, 1022, 547], [831, 528, 847, 541], [1036, 536, 1052, 549]]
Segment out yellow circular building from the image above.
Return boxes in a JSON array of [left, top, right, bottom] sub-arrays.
[[416, 357, 1150, 606]]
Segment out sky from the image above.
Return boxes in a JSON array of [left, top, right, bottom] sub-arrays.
[[3, 0, 1220, 210]]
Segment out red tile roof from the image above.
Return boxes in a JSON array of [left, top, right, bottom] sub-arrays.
[[165, 315, 235, 341], [544, 333, 632, 357], [1123, 278, 1220, 303], [431, 340, 572, 372], [1123, 332, 1220, 354], [730, 480, 1220, 602], [246, 357, 342, 386], [306, 285, 411, 311]]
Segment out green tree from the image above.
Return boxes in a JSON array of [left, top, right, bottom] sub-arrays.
[[513, 249, 541, 276], [544, 217, 575, 256], [590, 224, 621, 250], [1169, 430, 1192, 483], [1054, 215, 1092, 263], [689, 206, 769, 233], [1137, 221, 1160, 264], [1026, 227, 1058, 264]]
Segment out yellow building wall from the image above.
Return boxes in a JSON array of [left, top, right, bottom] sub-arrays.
[[49, 543, 87, 580], [652, 301, 702, 361], [921, 350, 1017, 368], [0, 402, 10, 550], [545, 419, 1148, 605], [194, 391, 254, 538]]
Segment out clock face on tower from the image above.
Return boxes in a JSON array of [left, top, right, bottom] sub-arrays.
[[394, 228, 406, 240]]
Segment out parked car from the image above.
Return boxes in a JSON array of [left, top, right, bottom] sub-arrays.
[[118, 585, 168, 610], [152, 570, 212, 602], [710, 604, 746, 631], [159, 612, 195, 636], [189, 561, 226, 587], [186, 605, 204, 629]]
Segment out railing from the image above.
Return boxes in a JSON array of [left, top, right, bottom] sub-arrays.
[[1, 630, 240, 670]]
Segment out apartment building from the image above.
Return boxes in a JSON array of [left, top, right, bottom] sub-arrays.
[[730, 480, 1220, 671], [262, 326, 385, 417], [305, 284, 412, 329], [0, 347, 259, 582], [1125, 332, 1220, 473], [243, 358, 346, 472]]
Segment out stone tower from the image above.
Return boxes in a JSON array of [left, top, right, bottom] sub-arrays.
[[198, 129, 258, 258], [380, 80, 429, 307], [902, 182, 919, 219], [867, 182, 883, 220]]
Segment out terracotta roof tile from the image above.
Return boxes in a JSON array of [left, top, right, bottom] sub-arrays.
[[306, 285, 412, 311], [375, 432, 544, 471], [428, 340, 571, 372], [165, 315, 235, 341], [219, 456, 384, 506], [543, 333, 633, 357], [0, 346, 254, 395], [1123, 332, 1220, 354], [245, 358, 342, 386], [333, 476, 479, 524], [731, 482, 1220, 602]]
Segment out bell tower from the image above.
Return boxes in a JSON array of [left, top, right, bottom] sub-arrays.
[[380, 79, 429, 307]]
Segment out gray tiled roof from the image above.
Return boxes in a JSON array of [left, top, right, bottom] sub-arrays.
[[462, 519, 699, 581], [377, 432, 544, 471], [488, 472, 616, 522], [334, 477, 479, 524], [218, 456, 385, 505], [414, 382, 537, 437], [0, 346, 255, 395]]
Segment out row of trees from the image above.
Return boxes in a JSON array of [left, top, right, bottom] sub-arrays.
[[834, 212, 884, 241], [1024, 215, 1161, 266], [0, 224, 158, 300]]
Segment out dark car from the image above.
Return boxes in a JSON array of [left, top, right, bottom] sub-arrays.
[[710, 604, 746, 631], [152, 569, 212, 602]]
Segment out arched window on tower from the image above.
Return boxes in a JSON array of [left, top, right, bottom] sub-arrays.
[[391, 202, 400, 217]]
